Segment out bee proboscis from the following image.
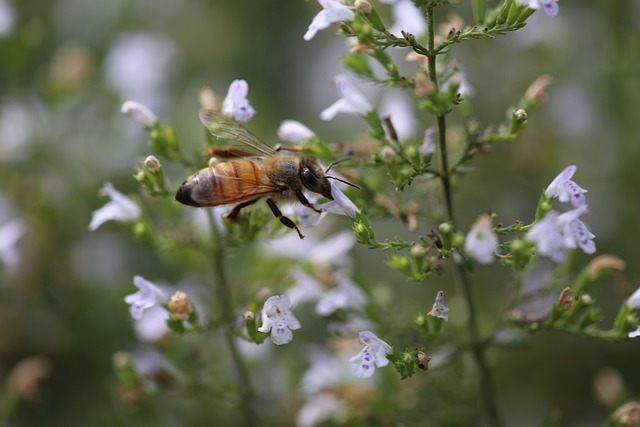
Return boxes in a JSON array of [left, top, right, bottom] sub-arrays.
[[175, 110, 356, 239]]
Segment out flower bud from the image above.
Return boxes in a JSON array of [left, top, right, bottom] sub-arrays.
[[514, 109, 527, 122], [144, 155, 162, 173], [417, 351, 431, 371], [121, 100, 158, 128], [610, 402, 640, 425], [380, 146, 395, 163], [438, 222, 452, 235], [6, 355, 53, 400], [354, 0, 372, 13], [168, 291, 193, 321], [525, 75, 553, 105], [410, 244, 426, 259], [585, 255, 626, 279], [243, 311, 255, 323], [198, 86, 220, 111], [256, 287, 273, 303]]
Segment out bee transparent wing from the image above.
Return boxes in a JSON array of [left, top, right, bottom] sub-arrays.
[[199, 110, 276, 157]]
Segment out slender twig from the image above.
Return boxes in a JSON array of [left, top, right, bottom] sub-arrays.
[[426, 5, 503, 427], [206, 209, 257, 427]]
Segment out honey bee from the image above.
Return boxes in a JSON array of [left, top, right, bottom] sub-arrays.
[[175, 110, 357, 239]]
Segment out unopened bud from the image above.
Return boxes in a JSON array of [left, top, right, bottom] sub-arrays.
[[243, 311, 255, 322], [354, 0, 372, 13], [256, 287, 273, 303], [611, 402, 640, 425], [514, 109, 527, 122], [556, 287, 575, 308], [144, 155, 162, 173], [586, 255, 626, 279], [380, 146, 395, 163], [438, 222, 452, 235], [410, 244, 426, 259], [121, 100, 158, 128], [168, 291, 193, 321], [6, 355, 53, 400]]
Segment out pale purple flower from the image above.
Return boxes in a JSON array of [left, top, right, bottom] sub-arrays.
[[515, 0, 559, 17], [89, 182, 141, 231], [258, 294, 301, 345], [277, 120, 315, 143], [348, 331, 392, 378], [527, 205, 596, 262], [304, 0, 355, 41], [287, 268, 325, 307], [125, 276, 167, 320], [427, 290, 449, 321], [464, 215, 499, 264], [320, 74, 372, 121], [316, 272, 367, 316], [420, 127, 436, 156], [222, 80, 255, 122], [121, 100, 158, 128], [629, 327, 640, 339], [263, 230, 355, 268], [0, 218, 25, 270], [315, 181, 360, 218], [133, 305, 170, 342], [300, 348, 354, 395], [544, 165, 587, 207], [0, 0, 16, 36], [627, 287, 640, 310]]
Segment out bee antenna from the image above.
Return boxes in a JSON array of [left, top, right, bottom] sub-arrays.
[[326, 175, 361, 190], [324, 157, 351, 174]]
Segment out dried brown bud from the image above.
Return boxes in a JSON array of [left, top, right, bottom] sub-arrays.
[[417, 351, 431, 371], [556, 287, 576, 308], [611, 402, 640, 425], [585, 255, 626, 279], [168, 291, 193, 321], [6, 355, 53, 401], [593, 368, 625, 407], [525, 75, 553, 105]]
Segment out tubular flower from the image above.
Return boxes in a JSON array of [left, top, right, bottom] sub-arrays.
[[89, 182, 141, 231], [320, 74, 372, 121], [222, 79, 255, 122], [464, 214, 499, 264], [515, 0, 559, 17], [258, 294, 301, 345], [544, 165, 587, 207], [348, 331, 392, 378], [125, 276, 167, 320], [304, 0, 355, 41]]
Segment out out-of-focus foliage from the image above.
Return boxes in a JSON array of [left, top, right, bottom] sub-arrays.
[[0, 0, 640, 426]]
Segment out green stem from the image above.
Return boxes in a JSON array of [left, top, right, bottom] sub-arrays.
[[426, 5, 502, 427], [206, 210, 257, 427]]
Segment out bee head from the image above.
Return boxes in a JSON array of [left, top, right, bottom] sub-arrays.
[[300, 157, 333, 200]]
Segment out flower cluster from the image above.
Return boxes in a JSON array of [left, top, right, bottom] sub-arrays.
[[527, 165, 596, 262]]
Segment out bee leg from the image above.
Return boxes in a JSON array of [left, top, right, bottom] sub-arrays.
[[226, 198, 260, 222], [294, 189, 322, 214], [266, 198, 305, 239]]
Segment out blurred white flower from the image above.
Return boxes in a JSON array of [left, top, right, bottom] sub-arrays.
[[133, 305, 170, 342], [381, 0, 427, 37], [120, 100, 158, 128], [277, 120, 315, 143], [304, 0, 355, 41], [287, 268, 325, 307], [628, 327, 640, 339], [296, 392, 345, 427], [222, 79, 256, 122], [104, 32, 177, 111], [348, 331, 392, 379], [264, 230, 355, 268], [88, 182, 141, 231], [0, 218, 25, 271], [316, 272, 367, 316], [315, 182, 360, 218], [0, 101, 35, 162], [125, 276, 167, 320], [627, 287, 640, 310], [0, 0, 15, 36], [544, 165, 587, 207], [427, 290, 449, 321], [378, 91, 417, 141], [320, 74, 372, 121], [515, 0, 559, 17], [300, 348, 354, 395], [420, 127, 436, 156], [527, 205, 596, 262], [464, 214, 499, 264], [258, 294, 301, 345]]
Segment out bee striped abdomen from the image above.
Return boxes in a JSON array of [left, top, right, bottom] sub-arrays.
[[175, 160, 269, 207]]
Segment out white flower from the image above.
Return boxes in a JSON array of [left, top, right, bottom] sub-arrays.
[[296, 393, 345, 427], [133, 305, 170, 342], [258, 294, 301, 345], [287, 268, 325, 307], [300, 348, 353, 395], [427, 290, 449, 321], [527, 205, 596, 262], [0, 218, 24, 271], [124, 276, 167, 320], [320, 74, 372, 121], [515, 0, 559, 17], [315, 181, 360, 218], [420, 127, 436, 156], [0, 0, 16, 36], [263, 230, 356, 268], [464, 214, 499, 264], [544, 165, 587, 207], [627, 288, 640, 310], [378, 91, 417, 141], [277, 120, 315, 143], [385, 0, 427, 37], [121, 100, 158, 128], [629, 327, 640, 339], [304, 0, 355, 41], [348, 331, 392, 379], [222, 80, 255, 122], [316, 272, 367, 316], [88, 182, 141, 231]]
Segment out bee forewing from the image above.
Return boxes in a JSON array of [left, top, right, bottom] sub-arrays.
[[199, 110, 276, 157]]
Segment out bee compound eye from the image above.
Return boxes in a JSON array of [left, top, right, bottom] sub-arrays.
[[300, 168, 319, 190]]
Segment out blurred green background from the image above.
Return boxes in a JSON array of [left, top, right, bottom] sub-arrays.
[[1, 0, 639, 426]]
